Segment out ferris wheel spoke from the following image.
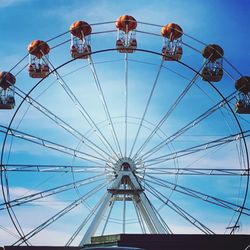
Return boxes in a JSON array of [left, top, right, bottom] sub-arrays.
[[13, 181, 108, 246], [144, 182, 214, 234], [0, 174, 105, 211], [145, 167, 249, 176], [1, 164, 107, 173], [143, 129, 250, 166], [132, 62, 209, 161], [42, 56, 119, 160], [66, 193, 108, 246], [145, 175, 250, 216], [129, 60, 164, 158], [136, 92, 236, 162], [124, 53, 128, 157], [88, 55, 123, 157], [12, 86, 113, 161], [0, 124, 107, 164]]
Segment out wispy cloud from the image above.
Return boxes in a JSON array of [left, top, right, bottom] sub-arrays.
[[1, 186, 69, 210], [0, 0, 29, 8], [43, 1, 206, 33], [0, 224, 73, 246]]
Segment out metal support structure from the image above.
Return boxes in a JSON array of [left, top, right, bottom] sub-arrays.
[[79, 161, 168, 246], [79, 192, 113, 246]]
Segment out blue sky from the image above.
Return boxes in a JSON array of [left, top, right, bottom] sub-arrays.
[[0, 0, 250, 246]]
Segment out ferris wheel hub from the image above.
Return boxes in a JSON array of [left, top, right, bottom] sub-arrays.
[[115, 157, 135, 171], [105, 157, 146, 182]]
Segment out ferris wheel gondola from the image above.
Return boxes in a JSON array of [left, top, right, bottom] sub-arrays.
[[201, 44, 224, 82], [70, 21, 92, 59], [0, 71, 16, 109], [27, 40, 50, 78], [235, 76, 250, 114], [116, 15, 137, 53], [161, 23, 183, 61]]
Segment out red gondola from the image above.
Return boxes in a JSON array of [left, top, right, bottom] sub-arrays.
[[235, 76, 250, 114], [116, 15, 137, 53], [201, 44, 224, 83], [27, 40, 50, 78], [70, 21, 92, 59], [0, 71, 16, 109], [161, 23, 183, 61]]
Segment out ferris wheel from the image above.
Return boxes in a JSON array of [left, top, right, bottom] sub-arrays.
[[0, 15, 250, 246]]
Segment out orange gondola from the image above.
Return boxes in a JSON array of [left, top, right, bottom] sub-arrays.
[[0, 71, 16, 90], [161, 23, 183, 41], [70, 20, 92, 59], [161, 23, 183, 61], [116, 15, 137, 53], [235, 76, 250, 114], [0, 71, 16, 109], [116, 15, 137, 33], [28, 40, 50, 59], [202, 44, 224, 63], [70, 21, 92, 40], [201, 44, 224, 82], [235, 76, 250, 94], [27, 40, 50, 78]]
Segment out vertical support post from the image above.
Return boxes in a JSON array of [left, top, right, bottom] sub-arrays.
[[79, 192, 112, 246]]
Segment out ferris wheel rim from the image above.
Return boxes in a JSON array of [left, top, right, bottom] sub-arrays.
[[1, 46, 249, 243]]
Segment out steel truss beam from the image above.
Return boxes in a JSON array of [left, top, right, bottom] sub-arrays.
[[79, 169, 169, 246]]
